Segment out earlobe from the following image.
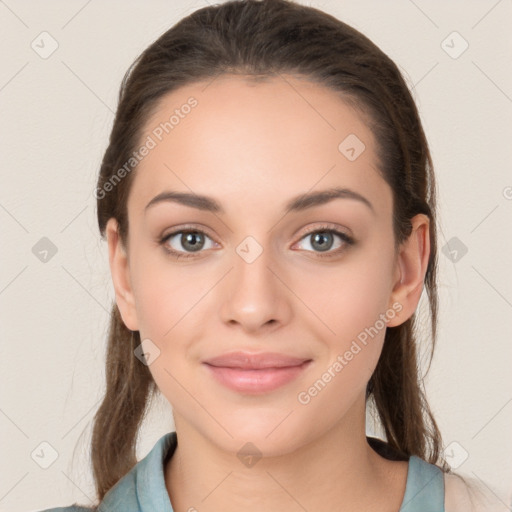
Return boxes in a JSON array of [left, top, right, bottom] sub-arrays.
[[386, 214, 430, 328], [105, 218, 139, 331]]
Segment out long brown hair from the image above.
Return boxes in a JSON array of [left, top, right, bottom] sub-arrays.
[[85, 0, 450, 505]]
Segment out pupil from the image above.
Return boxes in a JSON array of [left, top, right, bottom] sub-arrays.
[[313, 232, 332, 252], [183, 232, 203, 252]]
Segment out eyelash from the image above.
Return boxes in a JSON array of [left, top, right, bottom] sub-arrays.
[[158, 224, 355, 261]]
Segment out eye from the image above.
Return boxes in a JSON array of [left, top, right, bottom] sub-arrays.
[[159, 228, 217, 259], [159, 224, 355, 261], [293, 225, 355, 258]]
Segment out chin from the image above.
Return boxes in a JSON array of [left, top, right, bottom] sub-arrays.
[[204, 413, 310, 458]]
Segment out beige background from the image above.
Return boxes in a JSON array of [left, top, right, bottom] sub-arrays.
[[1, 0, 511, 510]]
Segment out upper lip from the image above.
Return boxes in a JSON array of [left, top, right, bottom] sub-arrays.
[[203, 351, 312, 370]]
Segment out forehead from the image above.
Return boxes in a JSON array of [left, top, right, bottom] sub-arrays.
[[127, 74, 390, 218]]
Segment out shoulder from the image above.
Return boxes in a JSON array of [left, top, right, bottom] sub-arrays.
[[38, 432, 177, 512], [444, 471, 506, 512], [34, 465, 137, 512]]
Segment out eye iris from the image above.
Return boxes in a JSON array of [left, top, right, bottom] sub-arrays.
[[182, 232, 204, 252], [311, 232, 333, 252]]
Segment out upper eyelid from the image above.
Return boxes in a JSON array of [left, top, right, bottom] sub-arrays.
[[162, 225, 217, 242]]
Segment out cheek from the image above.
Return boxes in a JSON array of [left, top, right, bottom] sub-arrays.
[[129, 246, 201, 337], [128, 249, 208, 398], [294, 245, 395, 387], [294, 265, 394, 425], [301, 248, 395, 342]]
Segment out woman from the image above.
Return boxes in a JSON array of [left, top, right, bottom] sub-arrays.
[[40, 0, 503, 510]]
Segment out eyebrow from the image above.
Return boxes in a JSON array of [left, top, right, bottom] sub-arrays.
[[144, 186, 375, 215]]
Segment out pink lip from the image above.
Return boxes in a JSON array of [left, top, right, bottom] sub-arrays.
[[202, 351, 312, 394]]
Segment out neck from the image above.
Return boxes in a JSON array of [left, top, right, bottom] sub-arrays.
[[164, 396, 409, 512]]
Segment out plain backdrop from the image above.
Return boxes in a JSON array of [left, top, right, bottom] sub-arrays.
[[1, 0, 511, 510]]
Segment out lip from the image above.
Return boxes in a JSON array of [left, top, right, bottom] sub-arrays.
[[202, 351, 312, 394], [203, 351, 311, 369]]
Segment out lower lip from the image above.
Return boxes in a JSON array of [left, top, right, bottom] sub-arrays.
[[203, 361, 311, 394]]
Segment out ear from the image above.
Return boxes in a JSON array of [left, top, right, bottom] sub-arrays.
[[386, 214, 430, 328], [106, 218, 139, 331]]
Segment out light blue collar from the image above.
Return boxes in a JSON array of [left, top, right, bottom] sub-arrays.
[[99, 432, 445, 512]]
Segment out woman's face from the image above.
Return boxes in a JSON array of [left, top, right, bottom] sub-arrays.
[[108, 74, 414, 456]]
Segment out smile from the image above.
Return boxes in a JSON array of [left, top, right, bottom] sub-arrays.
[[202, 359, 312, 394]]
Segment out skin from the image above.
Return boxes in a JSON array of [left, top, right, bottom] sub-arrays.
[[106, 74, 430, 512]]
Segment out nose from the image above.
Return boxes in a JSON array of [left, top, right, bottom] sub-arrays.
[[218, 238, 292, 334]]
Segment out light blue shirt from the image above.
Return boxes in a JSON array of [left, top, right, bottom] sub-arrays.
[[39, 432, 444, 511]]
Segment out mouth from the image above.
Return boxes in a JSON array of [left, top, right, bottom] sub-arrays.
[[202, 351, 313, 394]]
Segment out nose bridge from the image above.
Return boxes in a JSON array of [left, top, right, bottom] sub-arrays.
[[233, 233, 279, 299]]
